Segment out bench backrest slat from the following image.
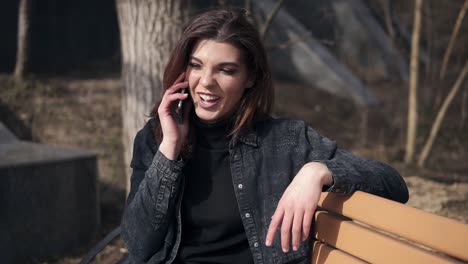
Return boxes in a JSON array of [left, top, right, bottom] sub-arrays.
[[312, 241, 366, 264], [314, 211, 461, 263], [318, 191, 468, 262]]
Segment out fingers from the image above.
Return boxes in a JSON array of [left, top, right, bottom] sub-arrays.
[[158, 92, 188, 116], [158, 81, 189, 115], [265, 204, 300, 253], [174, 71, 185, 85], [166, 91, 189, 102], [266, 208, 283, 247], [266, 202, 316, 253], [280, 210, 293, 252], [264, 164, 324, 254], [291, 209, 304, 251], [302, 209, 313, 241], [168, 71, 186, 93], [166, 81, 189, 94], [164, 71, 189, 101]]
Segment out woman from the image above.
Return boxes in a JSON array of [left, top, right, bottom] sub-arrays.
[[121, 8, 408, 264]]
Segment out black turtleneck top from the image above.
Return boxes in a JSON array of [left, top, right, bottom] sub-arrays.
[[175, 117, 254, 264]]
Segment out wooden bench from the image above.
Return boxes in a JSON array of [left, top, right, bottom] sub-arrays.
[[313, 191, 468, 263], [81, 191, 468, 263]]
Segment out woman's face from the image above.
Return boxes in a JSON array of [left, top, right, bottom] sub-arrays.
[[186, 39, 253, 124]]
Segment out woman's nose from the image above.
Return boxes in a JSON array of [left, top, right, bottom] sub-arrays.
[[200, 69, 215, 88]]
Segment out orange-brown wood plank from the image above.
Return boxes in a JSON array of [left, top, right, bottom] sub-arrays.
[[314, 211, 461, 264], [318, 191, 468, 261], [311, 240, 366, 264]]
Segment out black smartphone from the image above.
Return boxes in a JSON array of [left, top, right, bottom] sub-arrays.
[[175, 88, 187, 123], [177, 88, 187, 112]]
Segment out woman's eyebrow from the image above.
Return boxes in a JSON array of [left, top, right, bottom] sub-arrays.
[[189, 56, 202, 63], [190, 56, 240, 67]]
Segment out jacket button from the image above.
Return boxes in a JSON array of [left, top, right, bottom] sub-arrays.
[[245, 213, 251, 218], [254, 242, 259, 247], [238, 184, 243, 189]]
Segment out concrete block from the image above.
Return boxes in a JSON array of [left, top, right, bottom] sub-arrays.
[[0, 140, 100, 263], [0, 122, 18, 144]]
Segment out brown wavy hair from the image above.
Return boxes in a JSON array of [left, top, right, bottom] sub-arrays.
[[151, 8, 274, 156]]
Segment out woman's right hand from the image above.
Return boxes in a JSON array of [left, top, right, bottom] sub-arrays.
[[157, 72, 192, 160]]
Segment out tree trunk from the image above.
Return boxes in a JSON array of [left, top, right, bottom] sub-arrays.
[[116, 0, 183, 194], [404, 0, 423, 164], [14, 0, 32, 79]]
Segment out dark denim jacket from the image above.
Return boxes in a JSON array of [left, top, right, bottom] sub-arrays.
[[121, 117, 408, 264]]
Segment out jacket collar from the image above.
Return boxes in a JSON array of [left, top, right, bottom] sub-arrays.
[[237, 126, 258, 147]]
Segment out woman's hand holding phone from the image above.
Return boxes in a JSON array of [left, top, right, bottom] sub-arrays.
[[157, 72, 192, 160]]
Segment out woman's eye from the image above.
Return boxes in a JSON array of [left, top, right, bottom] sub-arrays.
[[221, 68, 236, 75], [188, 62, 201, 69]]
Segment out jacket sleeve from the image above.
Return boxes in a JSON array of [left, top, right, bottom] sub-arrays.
[[304, 124, 409, 203], [121, 121, 185, 262]]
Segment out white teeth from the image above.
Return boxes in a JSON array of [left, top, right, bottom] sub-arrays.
[[199, 94, 220, 101]]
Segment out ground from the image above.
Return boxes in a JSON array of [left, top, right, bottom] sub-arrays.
[[1, 72, 467, 263]]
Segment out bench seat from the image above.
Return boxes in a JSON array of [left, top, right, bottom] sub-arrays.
[[313, 191, 468, 263]]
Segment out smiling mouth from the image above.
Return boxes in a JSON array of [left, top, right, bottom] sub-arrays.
[[199, 94, 220, 102]]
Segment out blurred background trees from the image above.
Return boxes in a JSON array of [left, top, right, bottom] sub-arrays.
[[0, 0, 119, 74], [1, 0, 467, 189], [1, 0, 466, 175], [0, 0, 467, 261]]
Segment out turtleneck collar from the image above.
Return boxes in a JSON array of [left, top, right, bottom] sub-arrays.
[[192, 114, 234, 150]]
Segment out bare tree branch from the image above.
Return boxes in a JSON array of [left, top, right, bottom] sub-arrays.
[[461, 83, 468, 129], [418, 59, 468, 167], [260, 0, 285, 41], [439, 0, 468, 80], [379, 0, 395, 39]]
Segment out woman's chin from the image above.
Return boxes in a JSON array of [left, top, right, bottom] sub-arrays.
[[194, 109, 219, 124]]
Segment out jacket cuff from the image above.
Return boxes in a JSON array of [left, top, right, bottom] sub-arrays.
[[320, 160, 352, 194], [151, 149, 185, 182]]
